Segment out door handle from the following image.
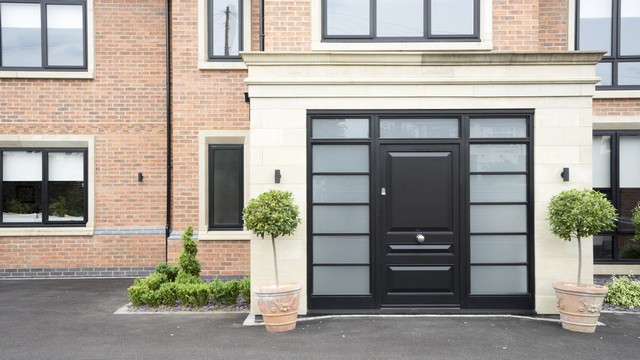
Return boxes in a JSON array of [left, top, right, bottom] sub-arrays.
[[416, 234, 425, 243]]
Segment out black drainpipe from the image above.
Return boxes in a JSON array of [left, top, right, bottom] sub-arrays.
[[259, 0, 265, 51], [165, 0, 172, 262]]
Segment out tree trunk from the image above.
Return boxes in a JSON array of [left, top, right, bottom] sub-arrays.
[[577, 236, 582, 286], [271, 235, 279, 287]]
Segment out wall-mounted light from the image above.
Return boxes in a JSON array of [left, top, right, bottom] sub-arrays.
[[275, 169, 281, 184], [244, 92, 250, 103], [138, 172, 144, 182], [561, 167, 570, 182]]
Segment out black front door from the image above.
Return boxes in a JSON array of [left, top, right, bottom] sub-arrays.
[[378, 144, 461, 307]]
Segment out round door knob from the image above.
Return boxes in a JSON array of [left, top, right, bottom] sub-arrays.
[[416, 234, 425, 243]]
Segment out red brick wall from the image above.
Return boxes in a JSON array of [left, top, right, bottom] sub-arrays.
[[594, 99, 640, 117], [263, 0, 311, 52], [538, 0, 568, 50], [168, 240, 249, 276], [493, 0, 540, 51]]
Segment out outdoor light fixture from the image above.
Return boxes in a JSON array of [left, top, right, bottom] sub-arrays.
[[561, 167, 570, 182], [138, 172, 144, 182], [275, 169, 281, 183]]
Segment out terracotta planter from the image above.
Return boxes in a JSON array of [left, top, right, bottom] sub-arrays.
[[552, 281, 608, 333], [255, 282, 302, 333]]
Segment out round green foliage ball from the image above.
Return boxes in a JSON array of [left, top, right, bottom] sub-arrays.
[[243, 190, 301, 240], [548, 189, 617, 242]]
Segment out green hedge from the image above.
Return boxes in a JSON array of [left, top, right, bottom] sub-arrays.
[[605, 275, 640, 308]]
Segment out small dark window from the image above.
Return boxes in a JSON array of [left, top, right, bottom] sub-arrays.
[[0, 0, 87, 70], [208, 0, 243, 60], [577, 0, 640, 89], [1, 148, 88, 226], [208, 144, 243, 230], [323, 0, 479, 41]]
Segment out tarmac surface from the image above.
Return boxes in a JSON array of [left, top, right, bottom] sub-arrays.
[[1, 278, 639, 360]]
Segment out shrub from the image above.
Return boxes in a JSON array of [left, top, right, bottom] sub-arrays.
[[145, 272, 169, 291], [239, 277, 251, 304], [155, 262, 179, 282], [210, 279, 240, 305], [48, 197, 68, 217], [6, 198, 29, 214], [127, 284, 148, 307], [632, 203, 640, 242], [175, 269, 203, 285], [178, 226, 201, 277], [176, 283, 210, 307], [156, 283, 178, 306], [605, 275, 640, 308]]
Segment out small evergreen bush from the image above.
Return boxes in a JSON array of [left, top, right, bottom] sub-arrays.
[[178, 226, 201, 277], [210, 279, 240, 304], [175, 269, 204, 285], [145, 272, 169, 291], [176, 283, 210, 307], [239, 277, 251, 304], [605, 275, 640, 308], [155, 262, 179, 282]]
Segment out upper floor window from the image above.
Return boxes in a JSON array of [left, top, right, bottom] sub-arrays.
[[208, 0, 243, 60], [1, 148, 88, 227], [323, 0, 479, 41], [0, 0, 86, 70], [577, 0, 640, 89]]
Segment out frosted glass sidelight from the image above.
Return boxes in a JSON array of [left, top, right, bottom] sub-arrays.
[[3, 151, 42, 181], [470, 235, 527, 263], [621, 0, 640, 56], [377, 0, 423, 37], [470, 145, 526, 172], [326, 0, 370, 36], [379, 118, 459, 138], [592, 136, 611, 188], [618, 62, 640, 86], [1, 3, 42, 67], [49, 152, 84, 181], [431, 0, 474, 35], [312, 118, 369, 139], [471, 266, 527, 294], [313, 266, 369, 294], [470, 175, 526, 202], [47, 5, 84, 66], [312, 145, 369, 173], [620, 136, 640, 187], [578, 0, 612, 55], [313, 205, 369, 233], [470, 205, 527, 233], [210, 0, 241, 56], [313, 236, 369, 263], [313, 175, 369, 203], [469, 118, 527, 138]]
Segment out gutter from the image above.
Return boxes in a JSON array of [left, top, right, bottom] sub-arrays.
[[259, 0, 265, 51], [165, 0, 172, 262]]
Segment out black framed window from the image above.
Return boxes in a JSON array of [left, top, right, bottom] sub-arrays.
[[577, 0, 640, 89], [1, 148, 88, 226], [208, 0, 243, 60], [593, 131, 640, 262], [208, 144, 243, 230], [323, 0, 479, 41], [0, 0, 87, 70]]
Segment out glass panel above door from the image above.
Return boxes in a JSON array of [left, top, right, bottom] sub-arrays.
[[312, 118, 369, 139], [469, 118, 527, 138], [379, 118, 459, 138]]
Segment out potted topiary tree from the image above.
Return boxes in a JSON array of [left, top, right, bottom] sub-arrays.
[[243, 190, 302, 333], [548, 188, 617, 333]]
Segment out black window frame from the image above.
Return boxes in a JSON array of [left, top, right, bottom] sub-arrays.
[[0, 0, 88, 71], [593, 130, 640, 263], [208, 144, 244, 230], [0, 147, 89, 227], [207, 0, 243, 61], [576, 0, 640, 90], [321, 0, 481, 42]]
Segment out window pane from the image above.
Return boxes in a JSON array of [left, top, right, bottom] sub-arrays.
[[3, 151, 43, 223], [379, 118, 459, 138], [470, 205, 527, 233], [313, 175, 369, 203], [431, 0, 474, 36], [619, 136, 640, 187], [620, 0, 640, 56], [618, 62, 640, 86], [313, 266, 369, 294], [313, 236, 369, 263], [48, 152, 83, 181], [470, 175, 526, 202], [376, 0, 423, 37], [326, 0, 370, 36], [312, 145, 369, 173], [1, 3, 42, 67], [470, 235, 527, 263], [578, 0, 612, 55], [469, 118, 527, 138], [618, 235, 640, 260], [47, 5, 84, 66], [595, 62, 612, 86], [593, 235, 613, 260], [593, 135, 611, 188], [470, 144, 527, 172], [313, 205, 369, 233], [211, 146, 242, 227], [210, 0, 240, 56], [3, 151, 42, 181], [48, 181, 84, 222], [471, 266, 527, 294], [312, 118, 369, 139]]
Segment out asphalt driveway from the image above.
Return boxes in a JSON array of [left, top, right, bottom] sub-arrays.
[[0, 279, 639, 360]]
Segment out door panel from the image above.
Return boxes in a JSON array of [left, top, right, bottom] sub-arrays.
[[379, 144, 461, 307]]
